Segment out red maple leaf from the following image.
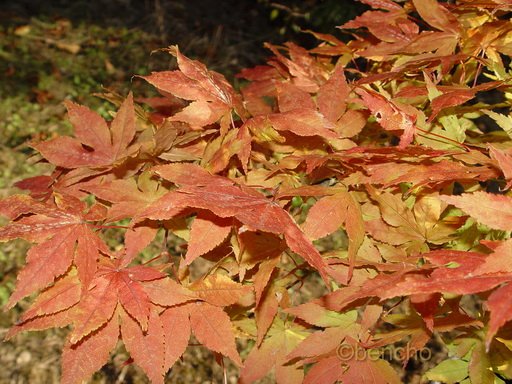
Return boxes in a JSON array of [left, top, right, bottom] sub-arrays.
[[35, 94, 138, 169], [0, 194, 108, 308], [356, 88, 419, 148], [140, 46, 244, 133], [139, 163, 333, 282]]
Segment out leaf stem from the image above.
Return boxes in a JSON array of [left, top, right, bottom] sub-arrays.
[[415, 126, 470, 152]]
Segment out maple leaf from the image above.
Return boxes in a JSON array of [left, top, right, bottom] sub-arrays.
[[285, 310, 360, 363], [264, 42, 326, 92], [489, 145, 512, 189], [426, 81, 501, 122], [68, 259, 167, 344], [188, 301, 243, 366], [457, 240, 512, 345], [362, 159, 498, 189], [188, 274, 252, 307], [160, 305, 191, 372], [200, 127, 252, 173], [7, 2, 512, 382], [5, 271, 81, 340], [255, 285, 279, 346], [363, 251, 512, 313], [233, 229, 285, 277], [483, 282, 512, 347], [243, 108, 338, 142], [365, 190, 455, 252], [63, 304, 174, 384], [14, 175, 54, 200], [123, 225, 159, 266], [139, 46, 243, 133], [379, 265, 512, 305], [236, 64, 279, 116], [282, 306, 400, 384], [239, 317, 309, 384], [412, 0, 460, 34], [185, 211, 232, 264], [332, 353, 401, 384], [253, 258, 280, 307], [66, 275, 118, 345], [151, 162, 234, 187], [308, 31, 351, 56], [468, 339, 496, 384], [140, 164, 332, 282], [61, 312, 119, 384], [483, 110, 512, 140], [141, 276, 196, 307], [441, 191, 512, 231], [160, 301, 243, 367], [288, 247, 512, 325], [302, 350, 401, 384], [342, 6, 413, 46], [19, 271, 82, 322], [288, 327, 348, 365], [84, 172, 166, 222], [57, 275, 241, 382], [370, 310, 480, 361], [474, 239, 512, 276], [317, 64, 350, 122], [121, 307, 165, 383], [342, 0, 462, 58], [32, 261, 196, 383], [356, 88, 419, 148], [5, 308, 76, 340], [35, 94, 137, 168], [0, 194, 108, 308], [301, 355, 345, 384], [283, 307, 399, 384], [410, 293, 441, 332], [276, 81, 316, 113], [252, 267, 291, 346], [302, 190, 364, 281]]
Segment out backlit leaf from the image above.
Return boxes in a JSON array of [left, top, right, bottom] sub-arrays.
[[189, 302, 242, 366], [61, 314, 119, 384], [121, 308, 165, 384], [441, 192, 512, 231], [185, 212, 232, 264]]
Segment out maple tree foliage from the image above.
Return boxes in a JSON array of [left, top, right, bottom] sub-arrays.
[[3, 1, 512, 383]]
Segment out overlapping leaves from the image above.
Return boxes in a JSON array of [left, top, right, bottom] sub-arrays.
[[3, 1, 512, 383]]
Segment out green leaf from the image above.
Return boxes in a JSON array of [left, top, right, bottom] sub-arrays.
[[424, 359, 469, 384], [482, 110, 512, 139]]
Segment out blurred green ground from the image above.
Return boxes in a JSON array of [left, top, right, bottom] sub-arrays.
[[0, 1, 363, 382]]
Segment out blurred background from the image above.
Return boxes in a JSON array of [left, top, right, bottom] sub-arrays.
[[0, 1, 363, 382]]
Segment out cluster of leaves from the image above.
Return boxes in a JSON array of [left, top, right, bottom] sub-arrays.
[[3, 0, 512, 382]]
